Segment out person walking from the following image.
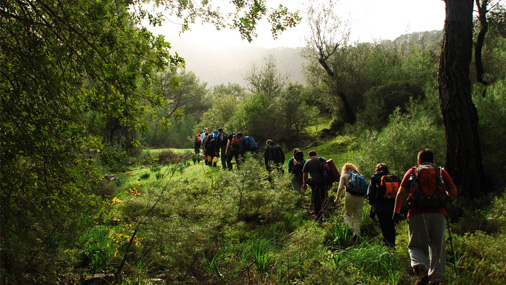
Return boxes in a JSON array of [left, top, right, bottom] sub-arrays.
[[193, 133, 201, 155], [287, 148, 305, 194], [215, 128, 229, 169], [302, 150, 328, 222], [334, 163, 366, 239], [264, 139, 285, 173], [393, 148, 457, 285], [367, 163, 400, 247], [225, 132, 243, 170]]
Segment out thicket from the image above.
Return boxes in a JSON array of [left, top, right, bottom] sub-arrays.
[[2, 1, 506, 283]]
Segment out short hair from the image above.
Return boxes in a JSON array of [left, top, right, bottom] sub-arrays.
[[293, 148, 300, 155], [236, 132, 243, 138], [308, 150, 317, 157], [266, 139, 273, 145], [418, 148, 434, 164], [218, 128, 223, 132], [376, 163, 388, 172]]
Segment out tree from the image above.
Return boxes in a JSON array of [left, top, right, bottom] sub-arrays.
[[475, 0, 491, 85], [0, 0, 300, 279], [305, 0, 356, 124], [245, 55, 286, 97], [438, 0, 486, 196]]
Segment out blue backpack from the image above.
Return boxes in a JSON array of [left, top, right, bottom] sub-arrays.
[[346, 171, 368, 196], [244, 136, 258, 151]]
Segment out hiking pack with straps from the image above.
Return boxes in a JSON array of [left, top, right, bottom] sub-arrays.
[[408, 163, 447, 208], [205, 133, 217, 150], [267, 144, 284, 163], [244, 136, 258, 151], [378, 173, 400, 199], [318, 158, 339, 187], [346, 171, 368, 196], [218, 132, 228, 147], [229, 134, 240, 153], [292, 151, 304, 176]]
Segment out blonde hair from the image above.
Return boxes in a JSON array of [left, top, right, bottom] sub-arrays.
[[341, 163, 359, 174]]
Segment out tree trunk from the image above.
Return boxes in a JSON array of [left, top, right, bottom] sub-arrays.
[[317, 58, 356, 124], [475, 0, 490, 86], [438, 0, 486, 196]]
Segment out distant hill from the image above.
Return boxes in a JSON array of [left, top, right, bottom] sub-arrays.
[[172, 43, 308, 87], [172, 30, 443, 88]]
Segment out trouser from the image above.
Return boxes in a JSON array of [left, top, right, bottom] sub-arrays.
[[227, 151, 241, 170], [220, 146, 228, 169], [377, 211, 396, 246], [290, 174, 303, 195], [344, 193, 365, 236], [194, 147, 200, 155], [311, 182, 327, 221], [408, 212, 446, 283]]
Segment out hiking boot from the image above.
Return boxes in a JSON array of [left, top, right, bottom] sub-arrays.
[[413, 265, 428, 285]]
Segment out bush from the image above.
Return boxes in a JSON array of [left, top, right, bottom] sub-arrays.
[[358, 80, 425, 131], [357, 96, 445, 177]]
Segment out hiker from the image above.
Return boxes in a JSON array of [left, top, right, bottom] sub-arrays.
[[302, 150, 328, 221], [393, 148, 457, 284], [215, 128, 229, 169], [264, 139, 285, 173], [200, 128, 208, 146], [334, 163, 367, 239], [226, 132, 243, 170], [367, 163, 400, 247], [205, 130, 219, 166], [193, 133, 201, 155], [287, 148, 305, 194], [242, 135, 258, 155], [202, 131, 209, 165]]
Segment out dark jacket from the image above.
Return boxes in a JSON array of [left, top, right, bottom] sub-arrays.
[[367, 169, 396, 214]]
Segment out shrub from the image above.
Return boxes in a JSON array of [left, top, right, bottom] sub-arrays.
[[357, 98, 445, 176]]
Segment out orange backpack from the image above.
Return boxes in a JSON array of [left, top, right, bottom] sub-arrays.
[[379, 174, 400, 199], [408, 164, 447, 208]]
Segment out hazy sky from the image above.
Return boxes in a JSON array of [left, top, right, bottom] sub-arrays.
[[146, 0, 446, 49]]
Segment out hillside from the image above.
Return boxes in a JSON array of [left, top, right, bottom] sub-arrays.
[[171, 30, 443, 87], [172, 44, 308, 87]]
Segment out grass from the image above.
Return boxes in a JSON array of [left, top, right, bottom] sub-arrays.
[[69, 143, 506, 284]]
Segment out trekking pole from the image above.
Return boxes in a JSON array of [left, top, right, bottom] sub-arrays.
[[446, 217, 456, 267]]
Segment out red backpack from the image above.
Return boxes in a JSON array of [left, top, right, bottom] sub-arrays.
[[408, 164, 447, 208], [379, 174, 400, 199]]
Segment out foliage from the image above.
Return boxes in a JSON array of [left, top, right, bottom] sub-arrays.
[[356, 89, 446, 176], [474, 80, 506, 188], [358, 80, 425, 131]]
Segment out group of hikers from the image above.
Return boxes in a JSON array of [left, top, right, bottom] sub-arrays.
[[293, 148, 457, 285], [194, 130, 456, 284], [193, 128, 259, 170]]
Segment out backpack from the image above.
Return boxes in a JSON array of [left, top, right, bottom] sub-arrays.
[[229, 135, 240, 153], [292, 160, 303, 177], [346, 171, 368, 196], [318, 158, 337, 187], [218, 132, 229, 147], [408, 164, 447, 208], [378, 174, 400, 199], [267, 144, 284, 163], [205, 134, 217, 151], [244, 136, 258, 151]]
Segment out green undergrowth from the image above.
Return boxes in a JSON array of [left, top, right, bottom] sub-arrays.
[[71, 143, 506, 284]]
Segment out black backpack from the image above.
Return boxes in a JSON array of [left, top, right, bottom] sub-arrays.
[[267, 144, 284, 163], [218, 132, 228, 147], [292, 151, 304, 176]]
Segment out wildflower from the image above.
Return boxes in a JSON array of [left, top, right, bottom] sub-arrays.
[[112, 197, 121, 203], [113, 217, 120, 222]]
